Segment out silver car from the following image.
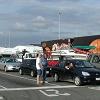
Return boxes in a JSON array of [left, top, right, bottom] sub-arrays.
[[0, 58, 21, 72]]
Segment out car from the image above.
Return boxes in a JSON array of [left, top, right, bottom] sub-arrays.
[[19, 58, 52, 77], [19, 59, 37, 77], [51, 59, 100, 86], [0, 57, 21, 72], [87, 54, 100, 69]]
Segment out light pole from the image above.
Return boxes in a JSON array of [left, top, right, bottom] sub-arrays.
[[8, 32, 11, 48], [58, 11, 62, 40]]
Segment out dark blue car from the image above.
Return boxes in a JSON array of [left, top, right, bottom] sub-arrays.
[[51, 59, 100, 86]]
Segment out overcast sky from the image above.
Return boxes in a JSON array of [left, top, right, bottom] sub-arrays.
[[0, 0, 100, 47]]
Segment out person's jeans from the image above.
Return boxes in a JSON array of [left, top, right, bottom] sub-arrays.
[[42, 68, 47, 81]]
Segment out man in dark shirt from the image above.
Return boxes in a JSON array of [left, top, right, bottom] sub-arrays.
[[41, 53, 48, 83]]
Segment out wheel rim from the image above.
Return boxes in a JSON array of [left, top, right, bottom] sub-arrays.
[[19, 69, 22, 75], [4, 67, 7, 72], [54, 73, 58, 82], [75, 77, 80, 86], [31, 71, 34, 77]]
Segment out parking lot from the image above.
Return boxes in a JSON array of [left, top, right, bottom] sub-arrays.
[[0, 71, 100, 100]]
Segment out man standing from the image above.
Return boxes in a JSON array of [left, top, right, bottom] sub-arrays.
[[41, 53, 48, 83]]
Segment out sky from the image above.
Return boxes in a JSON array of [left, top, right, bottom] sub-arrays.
[[0, 0, 100, 47]]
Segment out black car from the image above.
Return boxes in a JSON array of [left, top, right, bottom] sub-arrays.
[[19, 59, 37, 77], [19, 58, 51, 77], [51, 59, 100, 86]]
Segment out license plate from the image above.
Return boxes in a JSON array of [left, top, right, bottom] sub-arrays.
[[96, 78, 100, 80], [46, 71, 49, 74]]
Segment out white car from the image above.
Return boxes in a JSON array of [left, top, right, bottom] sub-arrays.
[[0, 58, 21, 72]]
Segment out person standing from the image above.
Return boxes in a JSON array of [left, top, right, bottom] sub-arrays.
[[36, 53, 43, 86], [41, 53, 48, 83]]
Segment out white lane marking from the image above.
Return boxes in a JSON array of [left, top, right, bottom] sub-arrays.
[[0, 85, 7, 89], [39, 89, 71, 97], [0, 72, 59, 86], [0, 96, 3, 100], [0, 85, 79, 91], [0, 72, 34, 81], [43, 82, 60, 86], [88, 86, 100, 90]]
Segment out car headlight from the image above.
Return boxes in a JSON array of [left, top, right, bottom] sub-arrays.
[[82, 71, 90, 76]]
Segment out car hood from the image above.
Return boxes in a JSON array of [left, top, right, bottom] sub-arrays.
[[79, 67, 100, 74], [6, 63, 20, 66]]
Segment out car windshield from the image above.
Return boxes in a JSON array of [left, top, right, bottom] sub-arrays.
[[6, 59, 18, 63], [74, 60, 95, 68]]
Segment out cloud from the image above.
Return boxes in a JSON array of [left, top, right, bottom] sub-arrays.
[[15, 22, 26, 29], [32, 16, 54, 29], [0, 32, 4, 35]]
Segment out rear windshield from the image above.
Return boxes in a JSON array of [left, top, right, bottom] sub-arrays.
[[23, 59, 36, 65]]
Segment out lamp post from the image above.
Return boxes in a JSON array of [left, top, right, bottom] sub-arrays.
[[58, 11, 62, 40], [8, 32, 11, 48]]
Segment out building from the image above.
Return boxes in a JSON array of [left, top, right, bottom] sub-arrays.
[[41, 35, 100, 54]]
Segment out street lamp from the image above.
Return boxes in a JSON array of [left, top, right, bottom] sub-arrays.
[[8, 32, 11, 48], [58, 11, 62, 39]]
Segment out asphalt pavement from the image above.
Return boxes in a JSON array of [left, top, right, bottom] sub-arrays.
[[0, 71, 100, 100]]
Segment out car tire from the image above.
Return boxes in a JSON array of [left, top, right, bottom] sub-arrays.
[[74, 76, 82, 86], [54, 73, 59, 82], [4, 66, 7, 72], [30, 70, 35, 77], [19, 69, 24, 75]]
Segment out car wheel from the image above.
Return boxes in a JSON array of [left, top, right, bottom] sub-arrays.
[[54, 73, 59, 82], [30, 70, 35, 77], [4, 67, 7, 72], [19, 69, 24, 75], [74, 76, 82, 86]]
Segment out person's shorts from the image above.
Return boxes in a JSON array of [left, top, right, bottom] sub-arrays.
[[37, 69, 42, 76]]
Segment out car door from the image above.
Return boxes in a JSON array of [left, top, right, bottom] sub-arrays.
[[63, 66, 75, 81], [58, 61, 74, 81]]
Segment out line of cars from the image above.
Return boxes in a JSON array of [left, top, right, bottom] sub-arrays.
[[0, 54, 100, 86]]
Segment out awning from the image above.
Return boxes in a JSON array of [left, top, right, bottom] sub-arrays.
[[73, 46, 96, 50]]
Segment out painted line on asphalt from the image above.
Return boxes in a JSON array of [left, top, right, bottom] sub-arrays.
[[0, 72, 35, 81], [0, 85, 79, 91], [0, 96, 4, 100], [39, 89, 71, 97], [0, 85, 7, 89], [88, 86, 100, 90], [0, 72, 60, 86]]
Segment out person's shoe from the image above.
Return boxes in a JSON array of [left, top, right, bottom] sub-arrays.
[[37, 84, 43, 87], [45, 81, 48, 83], [40, 81, 44, 84]]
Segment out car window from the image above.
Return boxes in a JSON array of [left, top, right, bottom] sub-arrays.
[[87, 54, 92, 62], [92, 55, 100, 63], [22, 59, 36, 66], [6, 59, 18, 63], [74, 60, 94, 68], [83, 61, 95, 68]]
